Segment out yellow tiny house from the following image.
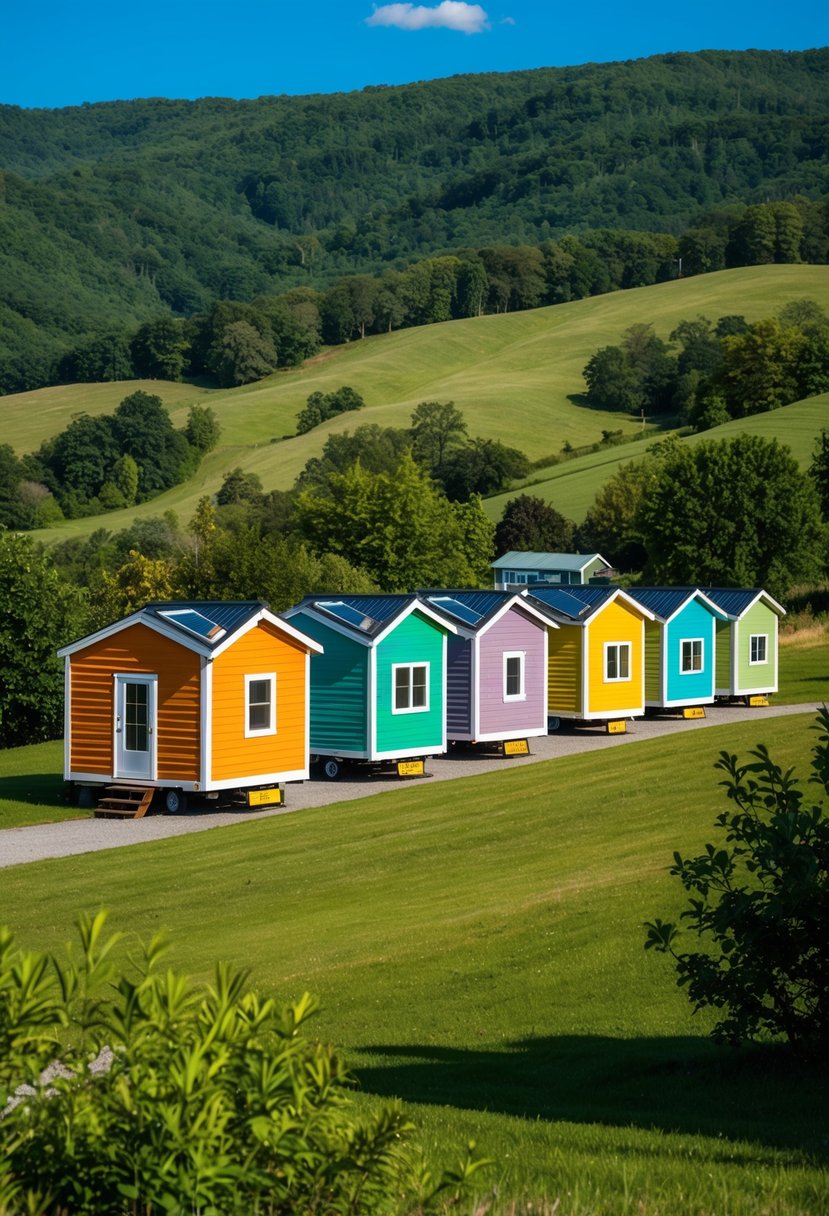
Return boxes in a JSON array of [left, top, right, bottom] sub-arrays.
[[59, 601, 322, 813]]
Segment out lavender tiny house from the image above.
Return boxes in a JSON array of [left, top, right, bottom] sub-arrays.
[[423, 591, 553, 745]]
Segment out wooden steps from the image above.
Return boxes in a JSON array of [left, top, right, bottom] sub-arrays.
[[94, 785, 155, 818]]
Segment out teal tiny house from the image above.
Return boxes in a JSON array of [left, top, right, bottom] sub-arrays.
[[627, 588, 728, 711], [283, 594, 455, 775], [701, 589, 786, 700]]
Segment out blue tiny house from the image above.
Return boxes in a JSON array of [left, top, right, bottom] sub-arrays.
[[283, 594, 455, 774], [627, 588, 728, 710], [422, 591, 553, 745]]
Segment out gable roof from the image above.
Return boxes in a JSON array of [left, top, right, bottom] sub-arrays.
[[627, 587, 729, 623], [420, 589, 555, 634], [491, 551, 610, 573], [699, 588, 786, 619], [284, 593, 456, 646], [58, 600, 323, 659], [525, 583, 655, 623]]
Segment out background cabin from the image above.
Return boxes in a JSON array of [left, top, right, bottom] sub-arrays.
[[59, 601, 322, 813], [492, 551, 612, 590], [525, 585, 653, 726], [283, 594, 454, 772], [700, 589, 786, 699], [422, 590, 553, 746], [627, 588, 729, 710]]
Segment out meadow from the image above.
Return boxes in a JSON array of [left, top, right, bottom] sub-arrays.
[[6, 263, 828, 543], [1, 709, 826, 1213]]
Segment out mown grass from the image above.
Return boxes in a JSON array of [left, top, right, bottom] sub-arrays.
[[0, 739, 80, 829], [1, 713, 826, 1213], [10, 263, 827, 544]]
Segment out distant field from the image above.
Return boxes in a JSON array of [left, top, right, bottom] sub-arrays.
[[6, 263, 827, 545], [1, 713, 826, 1213]]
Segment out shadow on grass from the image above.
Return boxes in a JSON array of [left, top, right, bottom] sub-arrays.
[[0, 771, 66, 808], [354, 1035, 828, 1157]]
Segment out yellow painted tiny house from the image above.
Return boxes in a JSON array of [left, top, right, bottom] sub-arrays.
[[525, 585, 654, 724], [59, 602, 322, 811]]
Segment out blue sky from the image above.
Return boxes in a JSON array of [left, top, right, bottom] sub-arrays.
[[4, 0, 827, 110]]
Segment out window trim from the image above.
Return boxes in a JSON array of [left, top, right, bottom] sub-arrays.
[[604, 641, 631, 683], [245, 672, 276, 738], [503, 651, 526, 702], [680, 637, 704, 674], [749, 633, 768, 665], [391, 662, 430, 715]]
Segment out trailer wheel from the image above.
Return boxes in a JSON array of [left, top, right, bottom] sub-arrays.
[[321, 758, 341, 781], [547, 716, 561, 733], [164, 788, 188, 814]]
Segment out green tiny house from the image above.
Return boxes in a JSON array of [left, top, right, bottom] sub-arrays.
[[702, 589, 786, 699], [283, 595, 454, 766]]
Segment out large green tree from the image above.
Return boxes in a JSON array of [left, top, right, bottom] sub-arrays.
[[637, 435, 826, 596]]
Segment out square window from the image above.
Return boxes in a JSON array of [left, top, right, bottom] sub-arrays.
[[605, 642, 631, 682], [245, 674, 276, 737], [392, 664, 429, 713], [681, 639, 703, 673], [750, 634, 768, 664]]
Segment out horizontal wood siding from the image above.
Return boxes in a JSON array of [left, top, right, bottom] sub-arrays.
[[644, 620, 661, 703], [547, 625, 581, 716], [586, 600, 644, 714], [715, 619, 732, 692], [295, 613, 368, 753], [478, 607, 547, 736], [211, 621, 308, 783], [69, 623, 199, 780], [376, 611, 444, 754], [446, 635, 472, 736], [737, 601, 778, 693]]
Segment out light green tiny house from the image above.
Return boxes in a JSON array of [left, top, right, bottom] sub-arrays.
[[702, 589, 786, 699]]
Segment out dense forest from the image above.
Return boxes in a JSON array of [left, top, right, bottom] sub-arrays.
[[1, 48, 828, 393]]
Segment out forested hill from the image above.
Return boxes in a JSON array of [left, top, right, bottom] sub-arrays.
[[1, 47, 828, 388]]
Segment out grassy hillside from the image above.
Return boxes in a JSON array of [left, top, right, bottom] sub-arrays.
[[5, 264, 826, 544], [1, 713, 826, 1212]]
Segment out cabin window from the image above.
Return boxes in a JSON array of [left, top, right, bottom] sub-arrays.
[[681, 638, 704, 673], [392, 663, 429, 713], [503, 652, 526, 701], [604, 642, 631, 682], [750, 634, 768, 664], [245, 673, 276, 737]]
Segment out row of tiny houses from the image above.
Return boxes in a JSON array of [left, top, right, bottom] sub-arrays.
[[60, 586, 785, 810]]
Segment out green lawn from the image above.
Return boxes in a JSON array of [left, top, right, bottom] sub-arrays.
[[0, 739, 80, 829], [1, 713, 826, 1213], [12, 263, 828, 545]]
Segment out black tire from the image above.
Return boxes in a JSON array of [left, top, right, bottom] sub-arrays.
[[321, 758, 341, 781], [164, 788, 188, 814], [547, 716, 561, 733]]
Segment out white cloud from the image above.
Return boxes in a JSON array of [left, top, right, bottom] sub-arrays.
[[366, 2, 490, 35]]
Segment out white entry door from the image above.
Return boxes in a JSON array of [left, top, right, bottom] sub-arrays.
[[114, 675, 157, 780]]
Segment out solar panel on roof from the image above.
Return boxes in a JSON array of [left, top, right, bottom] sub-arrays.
[[159, 609, 224, 641], [319, 600, 378, 631], [431, 596, 484, 626]]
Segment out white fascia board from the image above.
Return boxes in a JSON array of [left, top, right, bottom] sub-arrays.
[[604, 587, 656, 622], [286, 606, 373, 647], [372, 598, 458, 645], [477, 594, 558, 635], [58, 611, 213, 660], [209, 607, 324, 658]]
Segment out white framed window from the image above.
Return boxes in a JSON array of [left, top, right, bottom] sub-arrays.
[[750, 634, 768, 665], [245, 673, 276, 737], [604, 642, 631, 682], [392, 663, 429, 713], [680, 638, 704, 674], [503, 651, 526, 701]]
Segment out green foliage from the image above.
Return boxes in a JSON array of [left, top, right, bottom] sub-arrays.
[[636, 434, 826, 595], [645, 709, 829, 1048], [183, 404, 220, 454], [206, 319, 277, 387], [494, 494, 575, 556], [0, 911, 487, 1214], [410, 401, 468, 475], [438, 438, 530, 500], [0, 532, 84, 747], [296, 385, 365, 435], [130, 317, 190, 380]]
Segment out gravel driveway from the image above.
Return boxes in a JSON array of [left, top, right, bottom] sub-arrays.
[[0, 702, 816, 870]]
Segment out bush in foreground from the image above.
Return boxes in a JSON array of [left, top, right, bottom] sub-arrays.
[[0, 912, 486, 1214], [645, 708, 829, 1049]]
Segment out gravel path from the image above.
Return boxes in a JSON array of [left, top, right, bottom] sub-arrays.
[[0, 702, 816, 870]]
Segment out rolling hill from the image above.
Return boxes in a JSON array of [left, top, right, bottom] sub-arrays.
[[4, 263, 827, 544]]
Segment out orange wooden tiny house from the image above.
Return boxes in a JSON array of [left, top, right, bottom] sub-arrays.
[[58, 601, 323, 813]]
